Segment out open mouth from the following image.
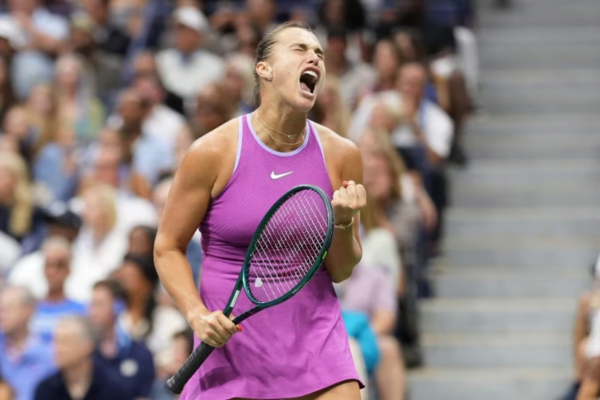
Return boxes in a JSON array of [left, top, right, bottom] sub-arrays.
[[299, 70, 318, 94]]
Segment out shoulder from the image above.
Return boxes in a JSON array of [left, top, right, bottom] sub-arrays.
[[184, 118, 238, 165], [311, 122, 361, 162]]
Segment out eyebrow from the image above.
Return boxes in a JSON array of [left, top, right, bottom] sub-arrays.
[[292, 43, 325, 57]]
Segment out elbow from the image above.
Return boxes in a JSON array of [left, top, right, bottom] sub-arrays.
[[330, 268, 354, 284]]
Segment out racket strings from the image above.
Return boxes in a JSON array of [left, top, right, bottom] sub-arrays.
[[248, 191, 328, 303]]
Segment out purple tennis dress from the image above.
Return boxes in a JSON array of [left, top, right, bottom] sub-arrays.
[[180, 114, 361, 399]]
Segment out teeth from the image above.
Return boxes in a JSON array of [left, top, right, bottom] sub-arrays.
[[303, 71, 318, 80]]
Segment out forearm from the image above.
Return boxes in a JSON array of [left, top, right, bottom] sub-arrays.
[[154, 245, 208, 321], [324, 217, 362, 283], [371, 311, 396, 336], [577, 379, 599, 400]]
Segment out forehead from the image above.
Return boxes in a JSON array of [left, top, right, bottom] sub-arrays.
[[275, 27, 322, 49]]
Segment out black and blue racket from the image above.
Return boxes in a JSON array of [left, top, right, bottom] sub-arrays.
[[167, 184, 335, 394]]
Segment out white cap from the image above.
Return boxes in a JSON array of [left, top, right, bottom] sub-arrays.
[[173, 6, 209, 33]]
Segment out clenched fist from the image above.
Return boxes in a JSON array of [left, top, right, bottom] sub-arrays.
[[332, 180, 367, 227]]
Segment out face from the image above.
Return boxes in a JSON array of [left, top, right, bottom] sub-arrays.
[[3, 107, 29, 138], [133, 53, 157, 77], [89, 286, 115, 331], [56, 57, 81, 89], [128, 227, 153, 255], [44, 246, 70, 294], [0, 288, 34, 336], [247, 0, 275, 24], [195, 85, 227, 134], [263, 28, 326, 112], [363, 154, 392, 203], [114, 262, 147, 296], [315, 83, 336, 112], [118, 93, 145, 127], [326, 36, 346, 60], [370, 103, 396, 133], [54, 322, 93, 369], [85, 0, 108, 23], [28, 84, 54, 114], [174, 24, 201, 54], [48, 224, 79, 243], [93, 148, 120, 187], [9, 0, 36, 14], [225, 64, 244, 100], [397, 65, 426, 100], [82, 191, 109, 231], [323, 0, 345, 27], [374, 41, 401, 78]]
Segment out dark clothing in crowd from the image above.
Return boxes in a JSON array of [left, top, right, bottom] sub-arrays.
[[34, 361, 130, 400]]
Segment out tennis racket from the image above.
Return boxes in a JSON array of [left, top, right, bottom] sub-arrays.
[[167, 184, 335, 394]]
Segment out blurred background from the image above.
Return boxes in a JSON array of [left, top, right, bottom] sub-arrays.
[[0, 0, 599, 399]]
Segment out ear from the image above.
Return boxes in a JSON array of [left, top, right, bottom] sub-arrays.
[[256, 61, 273, 81]]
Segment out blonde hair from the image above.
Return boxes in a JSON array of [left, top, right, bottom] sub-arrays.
[[320, 76, 350, 137], [362, 129, 405, 200], [0, 151, 33, 237], [83, 183, 118, 231]]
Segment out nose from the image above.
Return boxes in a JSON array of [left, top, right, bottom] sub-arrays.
[[307, 50, 320, 66]]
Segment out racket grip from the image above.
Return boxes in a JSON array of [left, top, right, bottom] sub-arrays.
[[166, 342, 216, 394]]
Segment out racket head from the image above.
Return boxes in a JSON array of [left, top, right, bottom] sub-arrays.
[[241, 185, 334, 307]]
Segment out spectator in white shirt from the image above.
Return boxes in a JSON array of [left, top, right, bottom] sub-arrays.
[[156, 6, 224, 101]]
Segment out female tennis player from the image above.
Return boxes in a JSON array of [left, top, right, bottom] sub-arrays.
[[154, 21, 366, 400]]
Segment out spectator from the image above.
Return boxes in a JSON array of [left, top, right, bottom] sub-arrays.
[[5, 0, 69, 99], [134, 73, 186, 147], [0, 285, 55, 400], [29, 237, 86, 344], [113, 253, 188, 357], [2, 106, 37, 163], [342, 310, 380, 400], [113, 89, 175, 187], [0, 151, 44, 244], [80, 142, 152, 200], [336, 263, 406, 400], [127, 225, 157, 257], [189, 81, 236, 138], [245, 0, 278, 36], [9, 205, 82, 296], [53, 53, 105, 147], [67, 12, 124, 107], [151, 328, 193, 400], [224, 52, 256, 116], [34, 315, 130, 400], [324, 29, 376, 111], [24, 83, 57, 152], [90, 280, 155, 399], [83, 0, 131, 57], [156, 6, 224, 101], [362, 39, 405, 98], [69, 184, 128, 303], [312, 76, 350, 137]]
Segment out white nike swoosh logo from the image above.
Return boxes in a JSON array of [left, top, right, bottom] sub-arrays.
[[270, 171, 294, 180]]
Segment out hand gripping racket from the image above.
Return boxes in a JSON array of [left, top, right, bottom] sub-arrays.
[[167, 184, 335, 394]]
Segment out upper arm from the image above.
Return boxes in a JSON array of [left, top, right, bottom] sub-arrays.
[[579, 357, 600, 400], [154, 128, 232, 254], [575, 293, 591, 336]]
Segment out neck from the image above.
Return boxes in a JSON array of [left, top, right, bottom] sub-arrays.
[[129, 295, 148, 321], [252, 104, 307, 152], [46, 289, 66, 302], [91, 225, 109, 245], [63, 358, 93, 391], [379, 75, 395, 91], [99, 327, 117, 358]]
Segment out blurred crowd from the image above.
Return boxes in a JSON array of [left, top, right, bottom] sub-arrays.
[[0, 0, 478, 399]]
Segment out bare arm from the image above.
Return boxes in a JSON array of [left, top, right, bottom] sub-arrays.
[[324, 140, 366, 283], [578, 357, 600, 400], [574, 293, 591, 380], [371, 310, 396, 336], [154, 126, 238, 347]]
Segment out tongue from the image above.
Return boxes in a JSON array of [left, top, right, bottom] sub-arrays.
[[300, 82, 311, 93]]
